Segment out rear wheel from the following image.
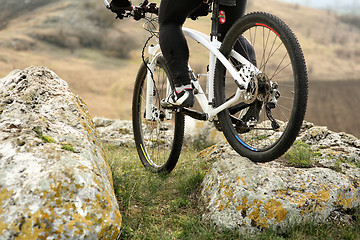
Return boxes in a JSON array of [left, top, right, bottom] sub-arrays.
[[215, 12, 308, 162], [132, 56, 184, 173]]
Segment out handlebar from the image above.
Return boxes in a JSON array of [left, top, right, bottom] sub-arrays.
[[104, 0, 159, 21], [131, 0, 159, 20]]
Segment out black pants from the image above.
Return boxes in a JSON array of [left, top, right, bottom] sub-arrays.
[[159, 0, 248, 86]]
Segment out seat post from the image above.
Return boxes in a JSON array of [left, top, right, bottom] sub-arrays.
[[210, 0, 221, 40]]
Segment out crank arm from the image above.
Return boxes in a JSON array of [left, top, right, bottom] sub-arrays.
[[228, 102, 250, 115]]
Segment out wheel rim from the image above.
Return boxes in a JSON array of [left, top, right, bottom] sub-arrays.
[[222, 21, 299, 151], [138, 63, 176, 168]]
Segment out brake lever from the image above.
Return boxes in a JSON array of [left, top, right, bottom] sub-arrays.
[[133, 7, 145, 21]]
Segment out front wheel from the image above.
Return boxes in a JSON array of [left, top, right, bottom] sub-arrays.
[[215, 12, 308, 162], [132, 56, 184, 173]]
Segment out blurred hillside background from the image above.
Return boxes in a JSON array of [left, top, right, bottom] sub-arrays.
[[0, 0, 359, 137], [281, 0, 360, 13]]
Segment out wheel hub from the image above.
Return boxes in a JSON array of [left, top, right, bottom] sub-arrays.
[[256, 73, 271, 101]]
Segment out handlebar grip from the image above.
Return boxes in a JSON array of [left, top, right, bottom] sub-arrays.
[[105, 0, 159, 20], [103, 0, 110, 9]]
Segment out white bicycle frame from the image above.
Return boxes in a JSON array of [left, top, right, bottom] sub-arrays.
[[145, 27, 260, 121]]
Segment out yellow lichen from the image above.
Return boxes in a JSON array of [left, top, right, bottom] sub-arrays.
[[276, 185, 333, 215], [197, 145, 217, 160], [218, 204, 226, 211], [0, 189, 14, 234], [264, 199, 288, 224], [223, 186, 234, 198], [235, 197, 288, 228], [235, 196, 249, 212], [247, 199, 265, 227], [336, 191, 354, 209]]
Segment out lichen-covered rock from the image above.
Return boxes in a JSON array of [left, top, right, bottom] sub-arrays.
[[298, 123, 360, 173], [0, 67, 121, 239], [184, 116, 225, 146], [93, 117, 134, 147], [198, 125, 360, 233]]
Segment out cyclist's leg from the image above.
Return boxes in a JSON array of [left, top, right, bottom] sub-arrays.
[[218, 0, 256, 65], [158, 0, 202, 108], [158, 0, 202, 87], [218, 0, 247, 41]]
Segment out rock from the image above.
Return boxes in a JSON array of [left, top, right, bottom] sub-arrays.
[[184, 116, 225, 147], [0, 67, 121, 239], [297, 123, 360, 181], [198, 124, 360, 233], [93, 117, 134, 147], [94, 116, 186, 148]]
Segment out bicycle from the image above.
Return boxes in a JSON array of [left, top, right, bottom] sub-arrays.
[[104, 0, 308, 173]]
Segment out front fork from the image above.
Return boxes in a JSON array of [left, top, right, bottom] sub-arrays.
[[145, 44, 172, 121]]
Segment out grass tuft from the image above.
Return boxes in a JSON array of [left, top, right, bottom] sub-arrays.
[[61, 142, 75, 152], [33, 126, 56, 143], [284, 141, 315, 168]]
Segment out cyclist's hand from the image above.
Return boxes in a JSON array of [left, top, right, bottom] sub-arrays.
[[110, 0, 132, 19]]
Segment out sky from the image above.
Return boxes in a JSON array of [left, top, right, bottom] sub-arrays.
[[278, 0, 360, 13]]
